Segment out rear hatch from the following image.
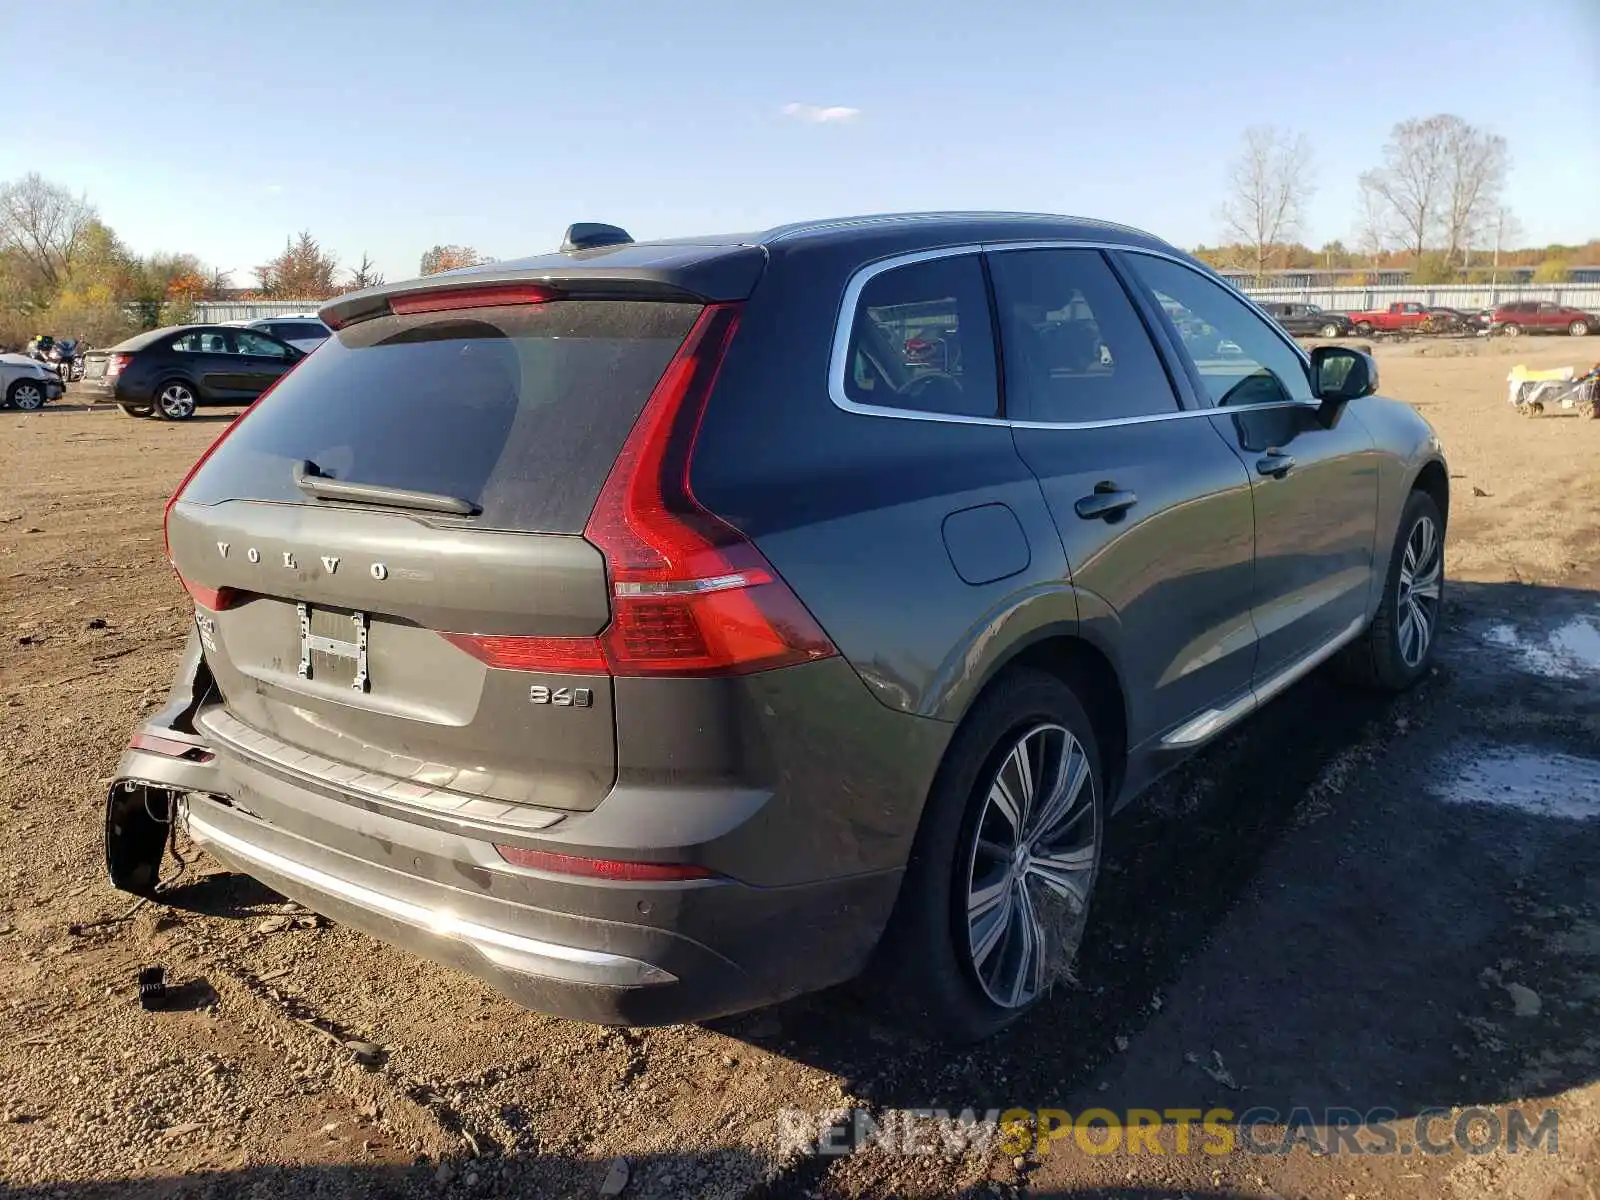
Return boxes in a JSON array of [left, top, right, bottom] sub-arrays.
[[165, 299, 704, 811]]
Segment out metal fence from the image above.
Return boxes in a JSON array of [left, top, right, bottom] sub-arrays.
[[192, 300, 329, 323], [1237, 283, 1600, 312]]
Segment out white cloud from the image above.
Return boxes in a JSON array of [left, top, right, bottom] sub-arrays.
[[264, 183, 285, 194], [781, 103, 861, 124]]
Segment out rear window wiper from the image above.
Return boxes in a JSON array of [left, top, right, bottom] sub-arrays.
[[292, 460, 480, 516]]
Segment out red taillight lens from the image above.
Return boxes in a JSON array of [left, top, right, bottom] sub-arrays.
[[107, 353, 132, 376], [178, 577, 239, 612], [389, 284, 558, 316], [582, 304, 838, 678], [439, 633, 607, 674], [494, 844, 715, 882]]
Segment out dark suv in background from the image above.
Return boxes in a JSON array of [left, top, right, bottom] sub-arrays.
[[1256, 301, 1352, 339], [109, 214, 1448, 1040]]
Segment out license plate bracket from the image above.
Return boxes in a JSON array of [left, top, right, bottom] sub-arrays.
[[297, 603, 369, 692]]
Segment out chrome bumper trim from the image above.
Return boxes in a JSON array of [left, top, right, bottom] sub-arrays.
[[184, 809, 676, 988]]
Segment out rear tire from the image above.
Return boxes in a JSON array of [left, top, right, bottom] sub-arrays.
[[868, 669, 1104, 1042], [1501, 322, 1522, 338], [154, 381, 197, 421], [1335, 490, 1444, 691], [1320, 323, 1342, 339]]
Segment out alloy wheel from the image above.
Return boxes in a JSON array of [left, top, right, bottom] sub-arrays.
[[158, 384, 196, 420], [964, 722, 1098, 1009], [1396, 514, 1442, 668], [11, 384, 44, 411]]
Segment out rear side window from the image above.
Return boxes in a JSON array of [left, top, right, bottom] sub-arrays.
[[181, 301, 701, 534], [844, 254, 998, 418], [988, 248, 1179, 423]]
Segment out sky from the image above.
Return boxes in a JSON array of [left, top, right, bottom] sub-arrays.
[[5, 0, 1597, 285]]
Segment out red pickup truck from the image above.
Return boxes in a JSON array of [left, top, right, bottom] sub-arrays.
[[1346, 302, 1432, 335]]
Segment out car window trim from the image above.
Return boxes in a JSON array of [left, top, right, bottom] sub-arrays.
[[827, 241, 1317, 430]]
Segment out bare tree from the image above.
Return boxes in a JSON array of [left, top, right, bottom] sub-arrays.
[[1216, 126, 1314, 282], [1359, 115, 1507, 264], [0, 173, 97, 291], [1441, 121, 1508, 267], [346, 253, 384, 290]]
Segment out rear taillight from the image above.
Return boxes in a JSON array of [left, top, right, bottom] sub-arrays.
[[107, 353, 132, 376], [584, 304, 837, 677], [442, 303, 838, 679]]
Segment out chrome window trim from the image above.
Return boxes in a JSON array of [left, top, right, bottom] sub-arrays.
[[826, 240, 1319, 430]]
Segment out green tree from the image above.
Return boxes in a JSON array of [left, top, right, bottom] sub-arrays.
[[1532, 260, 1572, 283], [1410, 253, 1460, 285], [255, 231, 341, 299]]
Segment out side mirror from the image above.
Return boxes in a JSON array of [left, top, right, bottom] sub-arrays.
[[1310, 345, 1378, 403]]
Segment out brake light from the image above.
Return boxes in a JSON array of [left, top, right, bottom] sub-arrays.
[[389, 284, 558, 316], [493, 844, 715, 882], [179, 578, 239, 612], [584, 303, 837, 677], [107, 353, 133, 377], [439, 633, 607, 674]]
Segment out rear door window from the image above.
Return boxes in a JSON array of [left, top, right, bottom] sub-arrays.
[[181, 300, 702, 534], [988, 248, 1180, 423], [844, 254, 999, 418]]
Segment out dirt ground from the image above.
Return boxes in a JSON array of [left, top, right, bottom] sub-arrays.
[[2, 336, 1598, 1200]]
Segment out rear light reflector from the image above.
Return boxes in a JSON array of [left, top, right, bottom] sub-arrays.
[[439, 632, 606, 674], [494, 844, 715, 882], [129, 732, 215, 763], [389, 284, 559, 316], [107, 353, 133, 376]]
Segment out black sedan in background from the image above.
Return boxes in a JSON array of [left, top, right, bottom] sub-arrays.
[[1255, 302, 1352, 339], [78, 324, 305, 419]]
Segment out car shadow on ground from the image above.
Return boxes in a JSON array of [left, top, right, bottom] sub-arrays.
[[4, 1150, 776, 1200], [717, 579, 1600, 1127]]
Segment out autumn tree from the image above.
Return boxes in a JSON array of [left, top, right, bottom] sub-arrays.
[[255, 231, 341, 299], [1216, 126, 1314, 282], [420, 245, 486, 275], [346, 253, 384, 290], [1358, 115, 1507, 266], [0, 173, 97, 293]]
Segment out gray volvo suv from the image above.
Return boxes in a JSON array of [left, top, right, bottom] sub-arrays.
[[107, 214, 1447, 1040]]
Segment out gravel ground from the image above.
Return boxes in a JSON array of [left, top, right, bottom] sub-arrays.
[[2, 336, 1597, 1199]]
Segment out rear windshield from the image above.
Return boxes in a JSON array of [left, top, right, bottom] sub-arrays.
[[182, 301, 701, 533]]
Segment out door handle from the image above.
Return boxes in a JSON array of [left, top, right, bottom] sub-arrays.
[[1256, 452, 1296, 478], [1074, 484, 1138, 521]]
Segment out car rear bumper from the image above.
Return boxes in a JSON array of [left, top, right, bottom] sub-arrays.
[[116, 702, 907, 1025]]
